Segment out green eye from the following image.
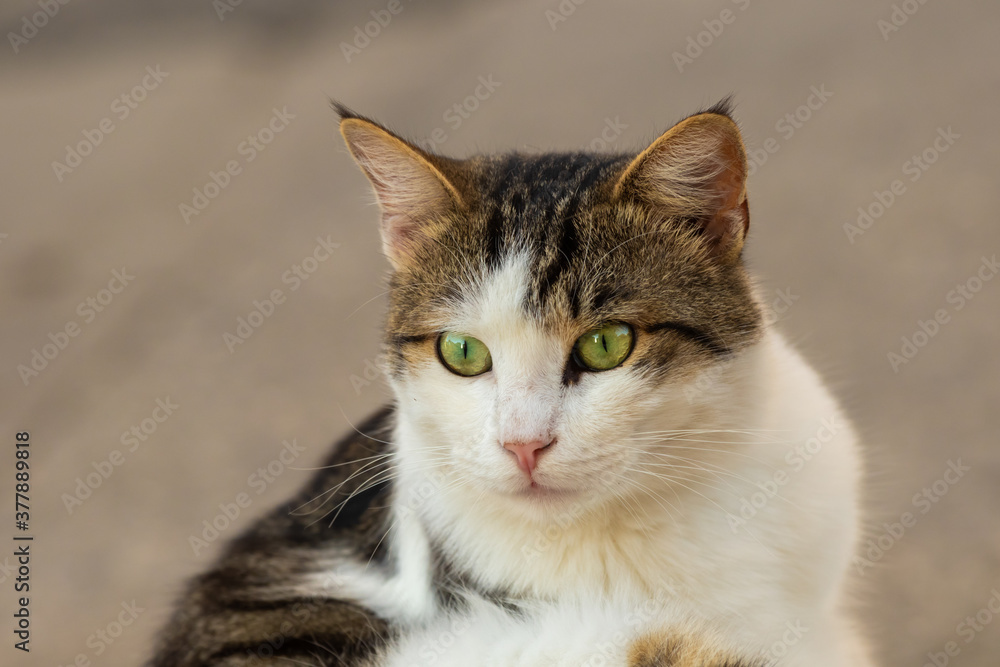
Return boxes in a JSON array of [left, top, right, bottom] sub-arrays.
[[574, 322, 635, 371], [438, 332, 493, 377]]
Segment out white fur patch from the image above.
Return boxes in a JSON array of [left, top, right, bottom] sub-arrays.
[[376, 595, 768, 667], [289, 506, 438, 624]]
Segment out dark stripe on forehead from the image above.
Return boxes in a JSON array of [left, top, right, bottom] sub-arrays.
[[536, 199, 579, 304], [478, 153, 629, 276], [483, 156, 521, 269], [534, 155, 625, 309]]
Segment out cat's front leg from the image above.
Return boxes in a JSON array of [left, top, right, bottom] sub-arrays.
[[375, 600, 768, 667]]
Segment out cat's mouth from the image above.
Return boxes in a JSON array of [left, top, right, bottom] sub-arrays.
[[511, 479, 579, 502]]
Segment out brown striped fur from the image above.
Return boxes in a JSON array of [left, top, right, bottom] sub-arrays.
[[150, 409, 396, 666]]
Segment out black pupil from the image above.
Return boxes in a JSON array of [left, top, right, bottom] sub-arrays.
[[461, 340, 468, 359], [601, 333, 608, 353]]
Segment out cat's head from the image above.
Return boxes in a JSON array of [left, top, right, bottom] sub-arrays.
[[339, 101, 762, 519]]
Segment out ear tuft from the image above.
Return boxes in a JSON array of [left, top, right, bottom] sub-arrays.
[[339, 115, 463, 270], [615, 109, 749, 261], [701, 94, 737, 120]]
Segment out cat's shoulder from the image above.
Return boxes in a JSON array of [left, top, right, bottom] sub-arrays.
[[149, 407, 399, 665], [235, 404, 398, 553]]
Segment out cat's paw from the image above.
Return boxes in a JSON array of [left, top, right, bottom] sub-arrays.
[[377, 599, 769, 667], [627, 630, 770, 667]]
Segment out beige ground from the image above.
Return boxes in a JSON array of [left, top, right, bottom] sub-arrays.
[[2, 1, 999, 665]]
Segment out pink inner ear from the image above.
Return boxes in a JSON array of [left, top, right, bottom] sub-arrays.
[[703, 200, 749, 250], [632, 120, 749, 257], [341, 118, 462, 267], [373, 178, 448, 266], [700, 149, 749, 251], [381, 212, 420, 257]]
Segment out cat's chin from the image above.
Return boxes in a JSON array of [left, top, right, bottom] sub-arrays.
[[488, 479, 610, 524], [502, 479, 582, 505]]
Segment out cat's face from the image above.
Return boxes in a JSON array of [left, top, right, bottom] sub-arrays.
[[340, 103, 762, 518]]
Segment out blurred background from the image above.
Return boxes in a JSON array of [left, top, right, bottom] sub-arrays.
[[2, 1, 998, 665]]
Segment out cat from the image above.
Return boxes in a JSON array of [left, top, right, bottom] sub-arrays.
[[150, 99, 875, 666]]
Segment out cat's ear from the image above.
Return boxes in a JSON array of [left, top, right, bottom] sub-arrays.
[[614, 107, 749, 261], [338, 109, 463, 269]]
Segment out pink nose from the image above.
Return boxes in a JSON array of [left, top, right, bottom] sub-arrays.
[[503, 440, 552, 476]]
